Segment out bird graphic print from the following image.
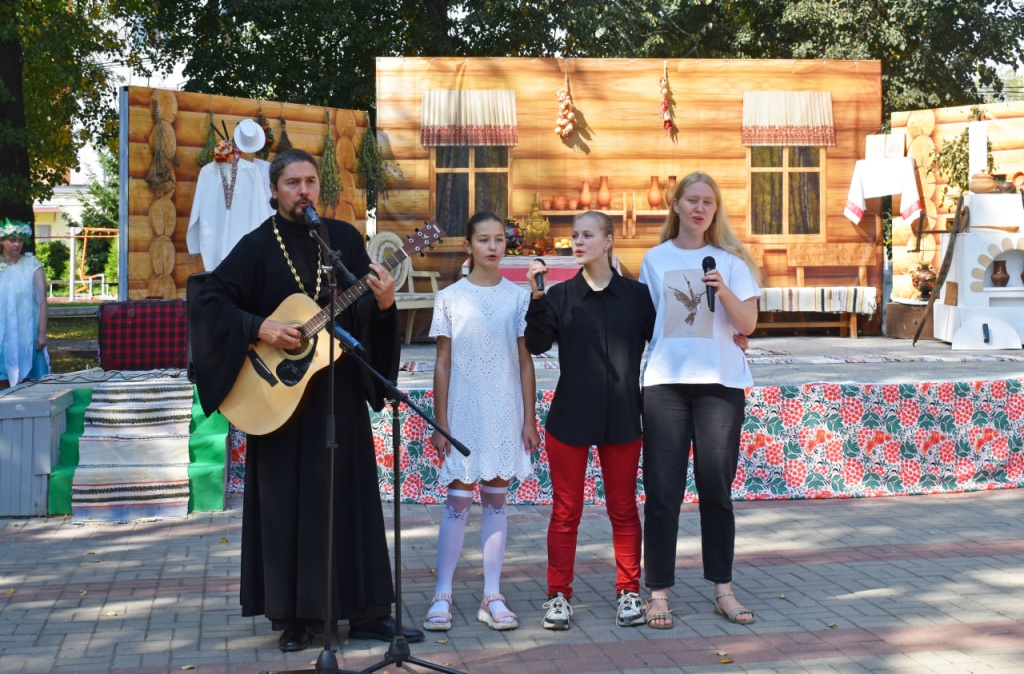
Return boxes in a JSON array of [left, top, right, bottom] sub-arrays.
[[662, 268, 713, 338], [669, 276, 704, 326]]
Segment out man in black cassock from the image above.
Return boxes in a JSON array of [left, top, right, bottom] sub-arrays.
[[190, 149, 424, 652]]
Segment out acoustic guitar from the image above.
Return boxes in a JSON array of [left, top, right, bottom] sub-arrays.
[[219, 222, 444, 435]]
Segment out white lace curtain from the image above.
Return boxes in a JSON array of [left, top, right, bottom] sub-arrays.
[[420, 90, 518, 146], [741, 91, 836, 146]]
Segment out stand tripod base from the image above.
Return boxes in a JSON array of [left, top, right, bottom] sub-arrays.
[[360, 636, 465, 674]]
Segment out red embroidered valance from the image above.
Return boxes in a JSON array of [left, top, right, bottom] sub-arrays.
[[741, 91, 836, 147], [421, 90, 518, 147]]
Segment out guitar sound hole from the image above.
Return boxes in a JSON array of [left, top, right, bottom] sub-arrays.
[[285, 338, 310, 357]]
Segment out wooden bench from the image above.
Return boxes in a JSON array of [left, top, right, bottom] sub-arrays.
[[368, 232, 442, 345], [757, 244, 878, 339]]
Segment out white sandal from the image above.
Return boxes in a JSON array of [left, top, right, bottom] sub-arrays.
[[476, 593, 518, 630], [423, 592, 453, 631]]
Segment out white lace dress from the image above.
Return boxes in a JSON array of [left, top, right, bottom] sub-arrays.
[[430, 277, 534, 484]]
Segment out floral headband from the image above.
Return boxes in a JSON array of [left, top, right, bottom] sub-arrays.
[[0, 219, 32, 240]]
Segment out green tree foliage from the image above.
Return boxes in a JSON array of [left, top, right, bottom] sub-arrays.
[[130, 1, 1024, 122], [36, 240, 69, 281], [1, 1, 163, 215], [67, 149, 119, 277]]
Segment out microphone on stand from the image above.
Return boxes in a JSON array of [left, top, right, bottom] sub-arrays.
[[702, 256, 716, 312], [534, 258, 547, 292], [302, 204, 321, 227], [333, 324, 366, 355]]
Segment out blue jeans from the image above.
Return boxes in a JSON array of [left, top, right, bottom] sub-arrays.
[[642, 383, 745, 588]]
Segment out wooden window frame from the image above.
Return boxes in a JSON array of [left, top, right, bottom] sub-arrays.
[[429, 146, 513, 246], [746, 146, 827, 244]]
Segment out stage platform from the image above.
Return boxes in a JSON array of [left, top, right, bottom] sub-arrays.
[[3, 336, 1023, 514]]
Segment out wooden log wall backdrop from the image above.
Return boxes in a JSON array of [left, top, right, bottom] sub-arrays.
[[125, 86, 367, 300], [890, 101, 1024, 301], [376, 57, 884, 334]]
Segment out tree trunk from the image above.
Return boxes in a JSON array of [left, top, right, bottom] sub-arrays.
[[0, 9, 34, 230]]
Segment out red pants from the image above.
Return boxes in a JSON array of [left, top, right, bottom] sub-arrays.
[[545, 432, 643, 599]]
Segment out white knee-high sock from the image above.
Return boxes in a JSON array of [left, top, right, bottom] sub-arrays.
[[480, 485, 509, 601], [429, 488, 473, 615]]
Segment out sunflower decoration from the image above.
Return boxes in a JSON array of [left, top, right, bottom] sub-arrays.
[[212, 120, 237, 163], [255, 105, 275, 160]]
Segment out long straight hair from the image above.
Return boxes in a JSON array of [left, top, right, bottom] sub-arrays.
[[660, 172, 762, 284]]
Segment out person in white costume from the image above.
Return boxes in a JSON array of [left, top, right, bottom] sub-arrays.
[[0, 219, 49, 389], [423, 211, 540, 633], [186, 119, 274, 271], [638, 172, 762, 629]]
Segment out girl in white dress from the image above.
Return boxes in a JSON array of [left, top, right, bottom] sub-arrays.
[[0, 220, 49, 389], [424, 211, 540, 632]]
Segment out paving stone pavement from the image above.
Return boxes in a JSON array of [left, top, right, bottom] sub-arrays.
[[2, 490, 1023, 673], [11, 334, 1024, 672]]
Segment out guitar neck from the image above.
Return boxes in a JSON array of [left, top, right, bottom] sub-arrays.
[[301, 249, 408, 337]]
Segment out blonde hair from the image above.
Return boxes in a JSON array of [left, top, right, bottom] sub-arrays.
[[660, 172, 762, 284], [573, 210, 615, 268]]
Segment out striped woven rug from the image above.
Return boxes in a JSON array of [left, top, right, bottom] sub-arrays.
[[72, 380, 195, 522]]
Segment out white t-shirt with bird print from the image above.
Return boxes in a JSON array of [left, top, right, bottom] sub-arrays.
[[639, 241, 760, 389]]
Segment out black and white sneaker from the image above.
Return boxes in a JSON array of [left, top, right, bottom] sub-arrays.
[[616, 590, 646, 627], [542, 592, 573, 630]]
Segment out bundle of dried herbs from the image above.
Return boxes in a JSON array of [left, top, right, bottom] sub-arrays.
[[356, 124, 401, 202], [146, 99, 176, 194], [255, 105, 274, 160], [319, 110, 342, 211], [277, 116, 293, 153], [197, 110, 217, 166]]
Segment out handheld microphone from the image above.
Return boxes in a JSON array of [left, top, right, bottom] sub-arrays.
[[534, 257, 547, 292], [701, 256, 716, 312], [302, 204, 321, 227], [333, 324, 366, 355]]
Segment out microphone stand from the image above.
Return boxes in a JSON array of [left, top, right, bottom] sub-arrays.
[[301, 229, 468, 674], [265, 240, 353, 674], [337, 340, 468, 674]]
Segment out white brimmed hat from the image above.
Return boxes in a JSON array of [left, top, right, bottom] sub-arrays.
[[233, 119, 266, 154]]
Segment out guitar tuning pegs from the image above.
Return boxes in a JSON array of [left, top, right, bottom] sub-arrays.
[[437, 238, 444, 245]]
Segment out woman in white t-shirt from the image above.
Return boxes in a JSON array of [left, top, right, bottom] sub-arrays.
[[638, 172, 762, 629]]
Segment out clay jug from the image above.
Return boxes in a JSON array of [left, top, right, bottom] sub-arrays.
[[596, 176, 611, 208], [991, 259, 1010, 287], [647, 176, 662, 208], [664, 175, 678, 206], [579, 180, 592, 208]]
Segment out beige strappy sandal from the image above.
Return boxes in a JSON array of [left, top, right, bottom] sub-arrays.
[[477, 593, 518, 630], [713, 592, 755, 625], [423, 592, 453, 631], [645, 594, 674, 629]]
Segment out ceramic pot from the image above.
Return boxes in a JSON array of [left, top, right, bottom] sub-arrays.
[[552, 194, 568, 210], [991, 259, 1010, 287], [911, 265, 937, 299], [596, 176, 611, 208], [542, 199, 552, 210], [647, 176, 662, 208], [579, 180, 592, 208], [664, 175, 678, 205], [970, 172, 996, 194], [568, 197, 579, 210]]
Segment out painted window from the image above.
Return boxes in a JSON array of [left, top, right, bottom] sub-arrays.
[[749, 146, 825, 238], [433, 147, 510, 237]]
